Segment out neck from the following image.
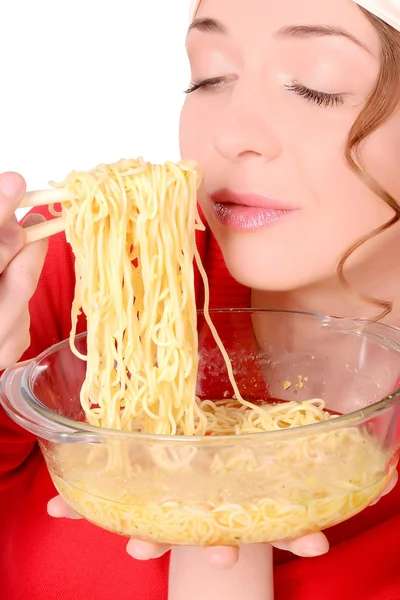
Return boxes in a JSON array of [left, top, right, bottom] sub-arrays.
[[252, 248, 400, 327]]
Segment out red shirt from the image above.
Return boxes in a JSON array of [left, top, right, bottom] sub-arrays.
[[1, 206, 400, 600]]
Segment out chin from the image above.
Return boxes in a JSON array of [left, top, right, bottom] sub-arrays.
[[218, 240, 328, 292], [223, 259, 303, 291], [203, 209, 336, 292]]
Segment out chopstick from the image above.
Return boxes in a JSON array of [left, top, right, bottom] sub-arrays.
[[19, 187, 72, 208], [24, 217, 66, 244], [19, 161, 200, 244], [20, 188, 72, 244]]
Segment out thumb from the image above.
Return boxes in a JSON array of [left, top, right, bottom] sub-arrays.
[[47, 495, 83, 520]]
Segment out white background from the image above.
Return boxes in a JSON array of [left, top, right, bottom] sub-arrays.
[[0, 0, 190, 219]]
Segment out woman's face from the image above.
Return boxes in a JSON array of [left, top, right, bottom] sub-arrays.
[[180, 0, 400, 291]]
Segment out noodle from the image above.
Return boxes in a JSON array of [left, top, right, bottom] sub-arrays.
[[44, 158, 392, 545], [56, 158, 207, 435]]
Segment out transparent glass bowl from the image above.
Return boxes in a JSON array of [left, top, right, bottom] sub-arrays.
[[2, 309, 400, 546]]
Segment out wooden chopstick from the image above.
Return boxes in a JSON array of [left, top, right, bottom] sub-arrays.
[[24, 217, 66, 244], [20, 188, 72, 244], [20, 187, 72, 209]]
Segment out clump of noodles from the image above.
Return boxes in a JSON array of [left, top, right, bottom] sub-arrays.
[[53, 158, 209, 435], [53, 157, 301, 435]]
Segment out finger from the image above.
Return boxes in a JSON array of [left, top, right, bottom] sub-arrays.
[[0, 172, 27, 223], [126, 539, 171, 560], [370, 470, 398, 506], [0, 214, 48, 333], [0, 221, 47, 366], [0, 307, 30, 369], [47, 495, 83, 520], [203, 546, 240, 569], [0, 222, 25, 273], [272, 532, 329, 557]]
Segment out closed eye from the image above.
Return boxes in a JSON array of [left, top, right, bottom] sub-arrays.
[[285, 81, 344, 107], [185, 76, 232, 94]]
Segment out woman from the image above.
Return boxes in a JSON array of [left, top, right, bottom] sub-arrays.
[[1, 0, 400, 598]]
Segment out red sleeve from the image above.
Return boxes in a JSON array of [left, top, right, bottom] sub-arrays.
[[0, 206, 78, 493]]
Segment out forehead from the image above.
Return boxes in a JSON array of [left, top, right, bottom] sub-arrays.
[[194, 0, 381, 55]]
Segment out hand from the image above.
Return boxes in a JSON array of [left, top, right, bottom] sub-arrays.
[[0, 172, 48, 370], [47, 469, 398, 568]]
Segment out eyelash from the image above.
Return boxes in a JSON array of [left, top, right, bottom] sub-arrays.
[[284, 81, 344, 107], [184, 76, 229, 94], [185, 77, 344, 108]]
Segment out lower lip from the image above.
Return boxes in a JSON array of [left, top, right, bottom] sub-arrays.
[[212, 202, 293, 230]]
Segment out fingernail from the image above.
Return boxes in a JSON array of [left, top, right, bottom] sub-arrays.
[[127, 540, 170, 560], [296, 544, 329, 557], [0, 224, 23, 245], [205, 547, 239, 569], [126, 541, 151, 560], [0, 172, 25, 199], [296, 549, 323, 557], [292, 538, 329, 558]]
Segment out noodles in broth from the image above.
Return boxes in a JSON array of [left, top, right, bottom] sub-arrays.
[[45, 158, 392, 545]]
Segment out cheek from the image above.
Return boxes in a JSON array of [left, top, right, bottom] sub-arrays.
[[179, 97, 215, 163], [179, 99, 218, 225], [292, 114, 352, 199], [292, 115, 393, 231]]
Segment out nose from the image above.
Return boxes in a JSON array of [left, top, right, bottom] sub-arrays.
[[212, 82, 282, 164]]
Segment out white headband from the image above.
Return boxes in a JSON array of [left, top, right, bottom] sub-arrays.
[[189, 0, 200, 19], [189, 1, 400, 32], [352, 1, 400, 30]]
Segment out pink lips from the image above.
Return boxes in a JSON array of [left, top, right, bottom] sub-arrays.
[[210, 189, 296, 230]]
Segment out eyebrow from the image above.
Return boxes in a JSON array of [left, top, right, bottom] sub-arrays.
[[276, 25, 371, 54], [188, 19, 370, 53], [188, 17, 227, 36]]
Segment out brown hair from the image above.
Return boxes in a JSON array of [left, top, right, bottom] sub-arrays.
[[340, 10, 400, 320]]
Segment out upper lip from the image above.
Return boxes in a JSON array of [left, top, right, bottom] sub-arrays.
[[210, 189, 296, 211]]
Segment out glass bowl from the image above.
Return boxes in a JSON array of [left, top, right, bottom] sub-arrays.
[[2, 309, 400, 546]]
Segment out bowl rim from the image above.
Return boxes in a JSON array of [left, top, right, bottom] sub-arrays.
[[19, 308, 400, 444]]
